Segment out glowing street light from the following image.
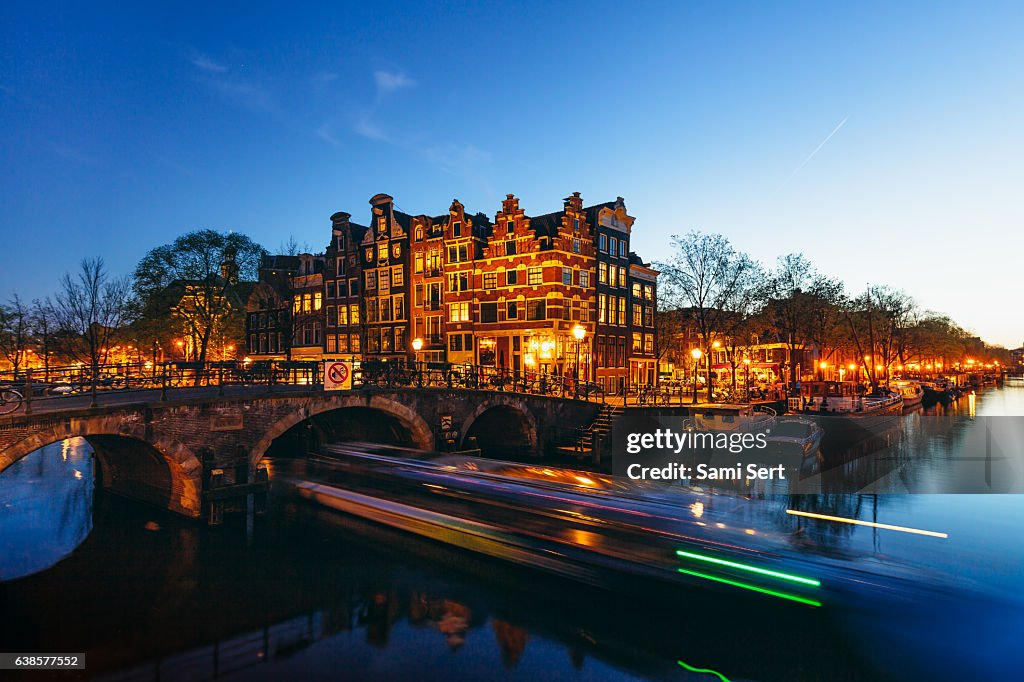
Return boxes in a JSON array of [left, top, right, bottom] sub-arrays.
[[573, 323, 589, 399], [411, 336, 423, 370], [691, 348, 702, 405]]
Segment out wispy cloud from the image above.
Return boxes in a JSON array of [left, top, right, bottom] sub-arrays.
[[312, 71, 339, 85], [424, 143, 491, 173], [789, 117, 848, 180], [47, 141, 102, 168], [203, 78, 277, 114], [316, 122, 342, 146], [374, 69, 415, 93], [352, 115, 392, 142], [190, 53, 229, 73]]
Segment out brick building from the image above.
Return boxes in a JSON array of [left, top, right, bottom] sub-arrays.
[[248, 191, 659, 392], [324, 211, 367, 360]]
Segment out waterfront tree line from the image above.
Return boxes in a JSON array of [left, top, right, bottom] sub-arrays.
[[655, 231, 1011, 391], [0, 228, 1011, 389]]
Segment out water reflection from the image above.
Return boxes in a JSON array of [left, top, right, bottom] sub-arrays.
[[0, 437, 94, 580], [1, 387, 1023, 681]]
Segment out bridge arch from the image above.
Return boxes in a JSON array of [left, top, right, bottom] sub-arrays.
[[460, 396, 538, 458], [0, 423, 202, 518], [249, 393, 435, 465]]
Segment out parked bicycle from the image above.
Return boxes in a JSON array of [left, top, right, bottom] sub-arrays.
[[0, 387, 24, 415]]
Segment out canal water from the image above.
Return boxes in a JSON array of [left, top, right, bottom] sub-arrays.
[[2, 385, 1023, 681]]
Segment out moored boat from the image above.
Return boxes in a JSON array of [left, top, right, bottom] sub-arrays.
[[892, 380, 924, 408], [684, 403, 776, 433], [765, 417, 824, 458], [787, 381, 903, 417]]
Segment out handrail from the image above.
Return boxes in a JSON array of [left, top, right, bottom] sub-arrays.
[[0, 359, 605, 416]]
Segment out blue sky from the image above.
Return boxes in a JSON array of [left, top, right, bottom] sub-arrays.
[[2, 2, 1022, 347]]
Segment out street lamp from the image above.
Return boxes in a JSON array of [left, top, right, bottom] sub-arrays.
[[691, 348, 702, 404], [819, 361, 828, 381], [572, 325, 586, 398], [742, 356, 751, 402], [412, 337, 423, 371]]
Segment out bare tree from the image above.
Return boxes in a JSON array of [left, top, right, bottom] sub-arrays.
[[656, 232, 760, 396], [51, 257, 133, 406], [0, 294, 31, 377], [29, 299, 57, 382], [761, 254, 845, 386]]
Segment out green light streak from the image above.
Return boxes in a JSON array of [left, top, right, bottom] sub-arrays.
[[677, 568, 822, 607], [677, 659, 731, 682], [676, 550, 821, 587]]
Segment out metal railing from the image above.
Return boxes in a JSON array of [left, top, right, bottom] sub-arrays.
[[0, 358, 605, 415]]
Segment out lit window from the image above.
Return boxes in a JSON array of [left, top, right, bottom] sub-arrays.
[[579, 270, 590, 288], [528, 267, 543, 285]]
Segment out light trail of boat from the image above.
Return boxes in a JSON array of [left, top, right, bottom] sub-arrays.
[[785, 509, 949, 538]]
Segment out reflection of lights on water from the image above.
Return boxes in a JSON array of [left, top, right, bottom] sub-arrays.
[[690, 501, 704, 518], [675, 549, 821, 587], [677, 568, 822, 607], [715, 522, 726, 529], [74, 470, 82, 479], [968, 392, 976, 418], [785, 509, 948, 538], [744, 528, 756, 535], [574, 475, 595, 486]]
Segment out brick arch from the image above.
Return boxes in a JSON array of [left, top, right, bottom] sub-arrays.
[[459, 396, 538, 451], [248, 393, 435, 465], [0, 424, 202, 518]]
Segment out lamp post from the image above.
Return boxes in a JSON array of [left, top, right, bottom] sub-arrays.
[[691, 348, 702, 405], [572, 325, 586, 398], [743, 356, 751, 402], [819, 361, 828, 381], [412, 337, 423, 372], [710, 340, 720, 398]]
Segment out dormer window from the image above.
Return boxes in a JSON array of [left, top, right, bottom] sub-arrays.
[[415, 226, 424, 241], [452, 221, 462, 237]]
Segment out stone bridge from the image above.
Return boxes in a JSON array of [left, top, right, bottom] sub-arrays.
[[0, 388, 599, 520]]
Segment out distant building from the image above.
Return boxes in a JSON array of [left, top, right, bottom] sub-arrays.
[[1010, 343, 1024, 371]]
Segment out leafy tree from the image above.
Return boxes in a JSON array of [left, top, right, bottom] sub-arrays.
[[133, 230, 266, 372]]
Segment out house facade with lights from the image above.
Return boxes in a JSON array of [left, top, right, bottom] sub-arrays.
[[248, 190, 660, 391]]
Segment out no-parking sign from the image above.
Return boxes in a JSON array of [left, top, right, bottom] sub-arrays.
[[324, 360, 353, 391]]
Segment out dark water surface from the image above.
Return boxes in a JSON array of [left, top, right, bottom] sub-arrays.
[[2, 386, 1023, 681]]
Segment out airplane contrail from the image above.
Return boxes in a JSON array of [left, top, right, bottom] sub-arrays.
[[788, 116, 848, 180]]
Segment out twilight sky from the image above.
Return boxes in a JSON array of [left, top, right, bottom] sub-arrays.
[[2, 2, 1022, 347]]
